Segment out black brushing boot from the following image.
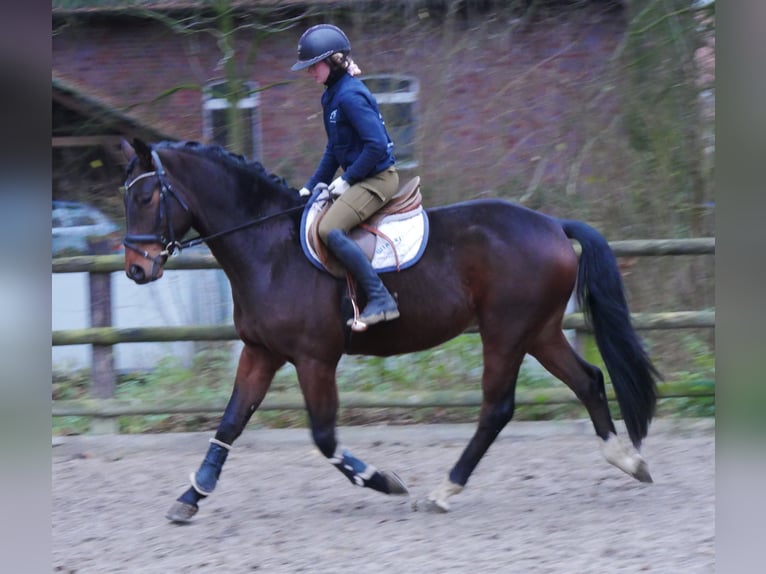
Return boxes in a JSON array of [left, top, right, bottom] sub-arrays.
[[326, 229, 400, 329]]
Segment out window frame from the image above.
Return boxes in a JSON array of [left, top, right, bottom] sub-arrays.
[[360, 74, 420, 170], [202, 79, 262, 161]]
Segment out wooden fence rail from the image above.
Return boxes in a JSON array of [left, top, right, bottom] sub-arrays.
[[52, 311, 714, 346], [51, 237, 716, 274], [52, 381, 715, 417], [52, 238, 715, 426]]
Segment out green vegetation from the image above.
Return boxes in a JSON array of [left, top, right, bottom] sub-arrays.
[[53, 334, 714, 435]]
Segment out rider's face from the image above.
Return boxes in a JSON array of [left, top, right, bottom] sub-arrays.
[[307, 60, 330, 84]]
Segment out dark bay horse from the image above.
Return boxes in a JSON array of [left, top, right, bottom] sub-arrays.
[[120, 139, 659, 522]]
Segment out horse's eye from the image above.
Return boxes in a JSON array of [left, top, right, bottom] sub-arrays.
[[138, 190, 154, 206]]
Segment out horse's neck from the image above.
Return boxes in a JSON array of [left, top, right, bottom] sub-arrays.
[[185, 170, 296, 247], [173, 152, 303, 283], [195, 194, 301, 280], [173, 149, 296, 239]]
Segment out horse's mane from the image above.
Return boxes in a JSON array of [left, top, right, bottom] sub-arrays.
[[155, 140, 298, 195]]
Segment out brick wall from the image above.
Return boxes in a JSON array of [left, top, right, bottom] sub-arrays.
[[53, 4, 626, 213]]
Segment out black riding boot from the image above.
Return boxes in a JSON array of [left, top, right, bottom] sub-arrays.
[[326, 229, 400, 328]]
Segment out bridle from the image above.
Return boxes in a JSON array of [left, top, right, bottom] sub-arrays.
[[123, 149, 190, 275], [123, 148, 305, 274]]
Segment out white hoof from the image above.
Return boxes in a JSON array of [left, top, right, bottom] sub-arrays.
[[601, 433, 653, 483], [421, 478, 463, 512], [412, 497, 451, 513]]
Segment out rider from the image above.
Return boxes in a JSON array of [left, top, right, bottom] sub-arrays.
[[292, 23, 400, 330]]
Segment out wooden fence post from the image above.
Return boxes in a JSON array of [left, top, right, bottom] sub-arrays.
[[87, 238, 117, 434]]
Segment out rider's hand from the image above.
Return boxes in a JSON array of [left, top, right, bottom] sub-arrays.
[[328, 176, 350, 198], [298, 187, 311, 197]]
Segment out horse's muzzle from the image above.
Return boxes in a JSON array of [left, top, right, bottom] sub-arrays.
[[124, 245, 166, 283], [126, 263, 159, 284]]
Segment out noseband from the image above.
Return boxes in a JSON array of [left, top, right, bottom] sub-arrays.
[[123, 150, 190, 274]]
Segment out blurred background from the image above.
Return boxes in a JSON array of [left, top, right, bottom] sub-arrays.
[[50, 0, 715, 434]]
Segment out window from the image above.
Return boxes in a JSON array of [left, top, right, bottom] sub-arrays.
[[203, 80, 262, 161], [360, 74, 419, 169]]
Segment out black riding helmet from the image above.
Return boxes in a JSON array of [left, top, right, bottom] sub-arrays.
[[290, 24, 351, 71]]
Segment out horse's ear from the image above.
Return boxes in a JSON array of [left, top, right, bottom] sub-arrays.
[[121, 138, 136, 162], [127, 138, 154, 170]]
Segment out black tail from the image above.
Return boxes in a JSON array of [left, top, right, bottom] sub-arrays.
[[560, 220, 660, 448]]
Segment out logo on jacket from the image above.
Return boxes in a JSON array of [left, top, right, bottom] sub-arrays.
[[329, 109, 338, 123]]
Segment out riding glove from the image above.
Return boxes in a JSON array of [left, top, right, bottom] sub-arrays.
[[328, 176, 350, 198], [298, 187, 311, 197]]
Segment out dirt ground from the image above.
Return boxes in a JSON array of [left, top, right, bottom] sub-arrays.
[[52, 419, 714, 573]]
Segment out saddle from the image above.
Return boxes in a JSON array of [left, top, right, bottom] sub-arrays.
[[306, 176, 424, 278]]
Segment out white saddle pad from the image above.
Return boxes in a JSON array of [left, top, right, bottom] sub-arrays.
[[299, 187, 429, 274]]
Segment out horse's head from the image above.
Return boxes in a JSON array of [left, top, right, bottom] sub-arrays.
[[120, 138, 193, 283]]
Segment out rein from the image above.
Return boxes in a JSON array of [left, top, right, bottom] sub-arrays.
[[178, 205, 305, 251], [123, 149, 304, 264]]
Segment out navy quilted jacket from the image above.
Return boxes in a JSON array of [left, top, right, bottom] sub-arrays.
[[305, 72, 395, 190]]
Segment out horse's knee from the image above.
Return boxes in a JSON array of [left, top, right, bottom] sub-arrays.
[[311, 426, 337, 459]]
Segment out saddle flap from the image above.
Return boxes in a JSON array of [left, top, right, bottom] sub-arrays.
[[308, 208, 377, 277]]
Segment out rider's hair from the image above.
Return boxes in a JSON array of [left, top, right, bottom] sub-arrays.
[[328, 52, 361, 77]]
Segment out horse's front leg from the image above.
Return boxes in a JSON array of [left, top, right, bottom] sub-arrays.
[[295, 358, 408, 496], [166, 344, 285, 523]]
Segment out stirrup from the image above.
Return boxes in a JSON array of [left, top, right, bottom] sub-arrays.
[[347, 306, 400, 332]]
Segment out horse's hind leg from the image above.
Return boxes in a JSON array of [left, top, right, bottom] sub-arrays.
[[530, 330, 652, 483], [424, 344, 525, 512], [166, 344, 285, 523], [295, 359, 408, 496]]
